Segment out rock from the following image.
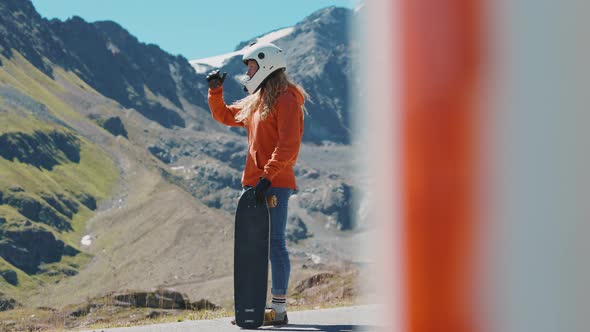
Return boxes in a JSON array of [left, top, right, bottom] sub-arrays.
[[8, 186, 24, 193], [101, 116, 128, 138], [148, 145, 176, 164], [0, 226, 79, 274], [3, 192, 72, 231], [192, 164, 241, 190], [111, 290, 219, 311], [0, 269, 18, 286], [291, 271, 358, 304], [112, 289, 191, 310], [0, 293, 19, 312], [191, 299, 219, 311], [56, 192, 81, 213], [63, 245, 79, 256], [0, 130, 80, 170], [299, 182, 355, 230], [69, 303, 101, 317], [286, 215, 312, 243], [197, 139, 245, 169], [48, 130, 81, 163], [307, 171, 320, 179], [146, 310, 162, 319], [294, 167, 320, 179], [71, 191, 97, 211], [41, 265, 78, 277], [294, 273, 335, 293], [39, 192, 78, 219]]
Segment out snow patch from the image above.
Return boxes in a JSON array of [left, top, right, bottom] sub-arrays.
[[189, 50, 242, 72], [255, 27, 294, 45], [354, 2, 365, 13], [190, 63, 210, 74], [190, 26, 295, 72], [307, 253, 322, 264], [106, 42, 120, 55], [81, 235, 92, 246]]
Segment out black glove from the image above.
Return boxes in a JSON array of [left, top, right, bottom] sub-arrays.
[[254, 177, 271, 205], [206, 70, 227, 89]]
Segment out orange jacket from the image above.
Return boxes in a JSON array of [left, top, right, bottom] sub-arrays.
[[208, 85, 304, 190]]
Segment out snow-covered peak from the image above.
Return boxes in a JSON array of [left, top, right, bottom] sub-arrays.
[[354, 2, 365, 13], [254, 26, 294, 45], [189, 50, 242, 74], [190, 26, 294, 74]]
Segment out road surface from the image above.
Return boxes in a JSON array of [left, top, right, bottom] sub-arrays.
[[80, 305, 380, 332]]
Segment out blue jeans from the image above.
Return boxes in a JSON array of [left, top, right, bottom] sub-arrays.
[[243, 186, 293, 295]]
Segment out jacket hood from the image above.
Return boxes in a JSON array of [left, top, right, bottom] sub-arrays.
[[287, 84, 305, 106]]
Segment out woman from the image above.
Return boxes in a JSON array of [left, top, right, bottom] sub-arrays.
[[206, 42, 308, 326]]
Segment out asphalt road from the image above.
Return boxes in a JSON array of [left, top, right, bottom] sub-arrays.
[[80, 305, 380, 332]]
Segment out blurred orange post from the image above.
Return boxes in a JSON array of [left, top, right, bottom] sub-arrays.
[[401, 0, 483, 331]]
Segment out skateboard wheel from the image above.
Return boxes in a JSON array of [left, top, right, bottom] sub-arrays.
[[266, 195, 278, 208], [264, 308, 276, 321]]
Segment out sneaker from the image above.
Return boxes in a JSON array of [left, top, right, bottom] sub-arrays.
[[263, 308, 288, 326]]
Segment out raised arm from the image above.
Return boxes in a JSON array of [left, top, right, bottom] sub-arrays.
[[208, 86, 244, 127]]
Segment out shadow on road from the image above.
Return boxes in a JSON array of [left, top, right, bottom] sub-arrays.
[[261, 324, 378, 331]]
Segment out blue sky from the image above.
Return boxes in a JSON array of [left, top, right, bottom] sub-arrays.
[[31, 0, 359, 60]]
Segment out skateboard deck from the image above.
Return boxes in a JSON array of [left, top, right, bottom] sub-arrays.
[[234, 188, 270, 329]]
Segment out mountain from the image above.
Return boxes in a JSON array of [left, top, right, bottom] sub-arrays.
[[0, 0, 366, 316], [0, 0, 208, 129], [49, 18, 208, 128], [190, 6, 355, 144]]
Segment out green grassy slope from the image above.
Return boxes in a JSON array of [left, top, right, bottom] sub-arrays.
[[0, 51, 119, 301]]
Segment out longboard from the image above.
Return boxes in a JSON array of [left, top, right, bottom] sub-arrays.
[[234, 188, 270, 329]]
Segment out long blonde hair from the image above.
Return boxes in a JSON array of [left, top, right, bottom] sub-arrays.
[[233, 69, 309, 124]]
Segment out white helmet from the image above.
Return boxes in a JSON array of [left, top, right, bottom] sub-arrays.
[[241, 42, 287, 94]]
